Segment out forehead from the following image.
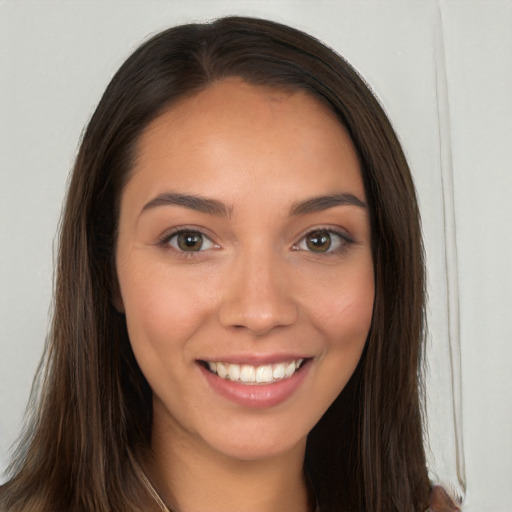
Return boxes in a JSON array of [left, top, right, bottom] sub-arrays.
[[145, 77, 340, 131], [127, 77, 363, 203], [136, 77, 351, 155]]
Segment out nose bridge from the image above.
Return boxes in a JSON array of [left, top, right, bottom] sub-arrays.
[[218, 240, 298, 334]]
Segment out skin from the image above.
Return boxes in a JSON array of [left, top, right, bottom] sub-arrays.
[[116, 78, 374, 512]]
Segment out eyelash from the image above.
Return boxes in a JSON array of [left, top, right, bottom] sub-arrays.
[[157, 227, 354, 256], [292, 227, 354, 255], [158, 227, 218, 256]]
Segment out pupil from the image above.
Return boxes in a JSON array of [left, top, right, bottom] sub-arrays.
[[178, 231, 202, 251], [307, 231, 331, 252]]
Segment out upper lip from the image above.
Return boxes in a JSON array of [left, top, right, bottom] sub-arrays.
[[197, 353, 312, 366]]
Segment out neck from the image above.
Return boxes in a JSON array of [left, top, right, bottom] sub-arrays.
[[146, 418, 310, 512]]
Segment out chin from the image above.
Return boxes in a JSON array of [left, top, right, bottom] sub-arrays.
[[190, 412, 314, 463], [208, 432, 307, 463]]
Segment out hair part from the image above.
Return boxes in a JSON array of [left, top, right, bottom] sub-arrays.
[[1, 16, 429, 512]]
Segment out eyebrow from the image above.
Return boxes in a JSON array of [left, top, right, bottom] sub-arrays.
[[141, 192, 231, 217], [290, 193, 366, 215], [141, 191, 366, 218]]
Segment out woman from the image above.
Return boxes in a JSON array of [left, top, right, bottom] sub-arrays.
[[0, 16, 460, 512]]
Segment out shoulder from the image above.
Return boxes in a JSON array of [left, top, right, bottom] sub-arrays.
[[428, 485, 462, 512]]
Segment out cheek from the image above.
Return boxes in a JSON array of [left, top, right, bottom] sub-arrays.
[[329, 287, 374, 341], [309, 271, 373, 406], [306, 262, 375, 348], [118, 260, 215, 355]]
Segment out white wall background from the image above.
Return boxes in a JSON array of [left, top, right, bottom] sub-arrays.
[[1, 1, 511, 510]]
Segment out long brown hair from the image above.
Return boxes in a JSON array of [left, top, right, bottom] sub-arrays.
[[1, 16, 430, 512]]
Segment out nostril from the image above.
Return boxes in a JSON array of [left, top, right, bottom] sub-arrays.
[[218, 299, 299, 335]]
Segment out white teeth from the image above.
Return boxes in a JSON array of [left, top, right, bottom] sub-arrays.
[[240, 365, 256, 383], [256, 365, 273, 383], [206, 359, 305, 384], [228, 364, 240, 381], [285, 361, 296, 377], [272, 364, 285, 380], [216, 362, 228, 379]]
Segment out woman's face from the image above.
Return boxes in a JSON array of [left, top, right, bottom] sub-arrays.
[[116, 78, 374, 462]]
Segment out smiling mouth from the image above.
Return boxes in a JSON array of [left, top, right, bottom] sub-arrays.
[[200, 359, 308, 385]]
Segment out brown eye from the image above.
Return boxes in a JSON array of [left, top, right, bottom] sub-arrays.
[[305, 230, 332, 252], [294, 229, 351, 254], [177, 231, 203, 251], [166, 230, 216, 252]]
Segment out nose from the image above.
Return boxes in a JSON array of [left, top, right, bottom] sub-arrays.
[[218, 247, 298, 336]]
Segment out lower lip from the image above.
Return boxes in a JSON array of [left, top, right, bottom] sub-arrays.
[[198, 361, 311, 409]]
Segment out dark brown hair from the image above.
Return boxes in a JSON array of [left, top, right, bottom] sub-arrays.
[[1, 16, 430, 512]]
